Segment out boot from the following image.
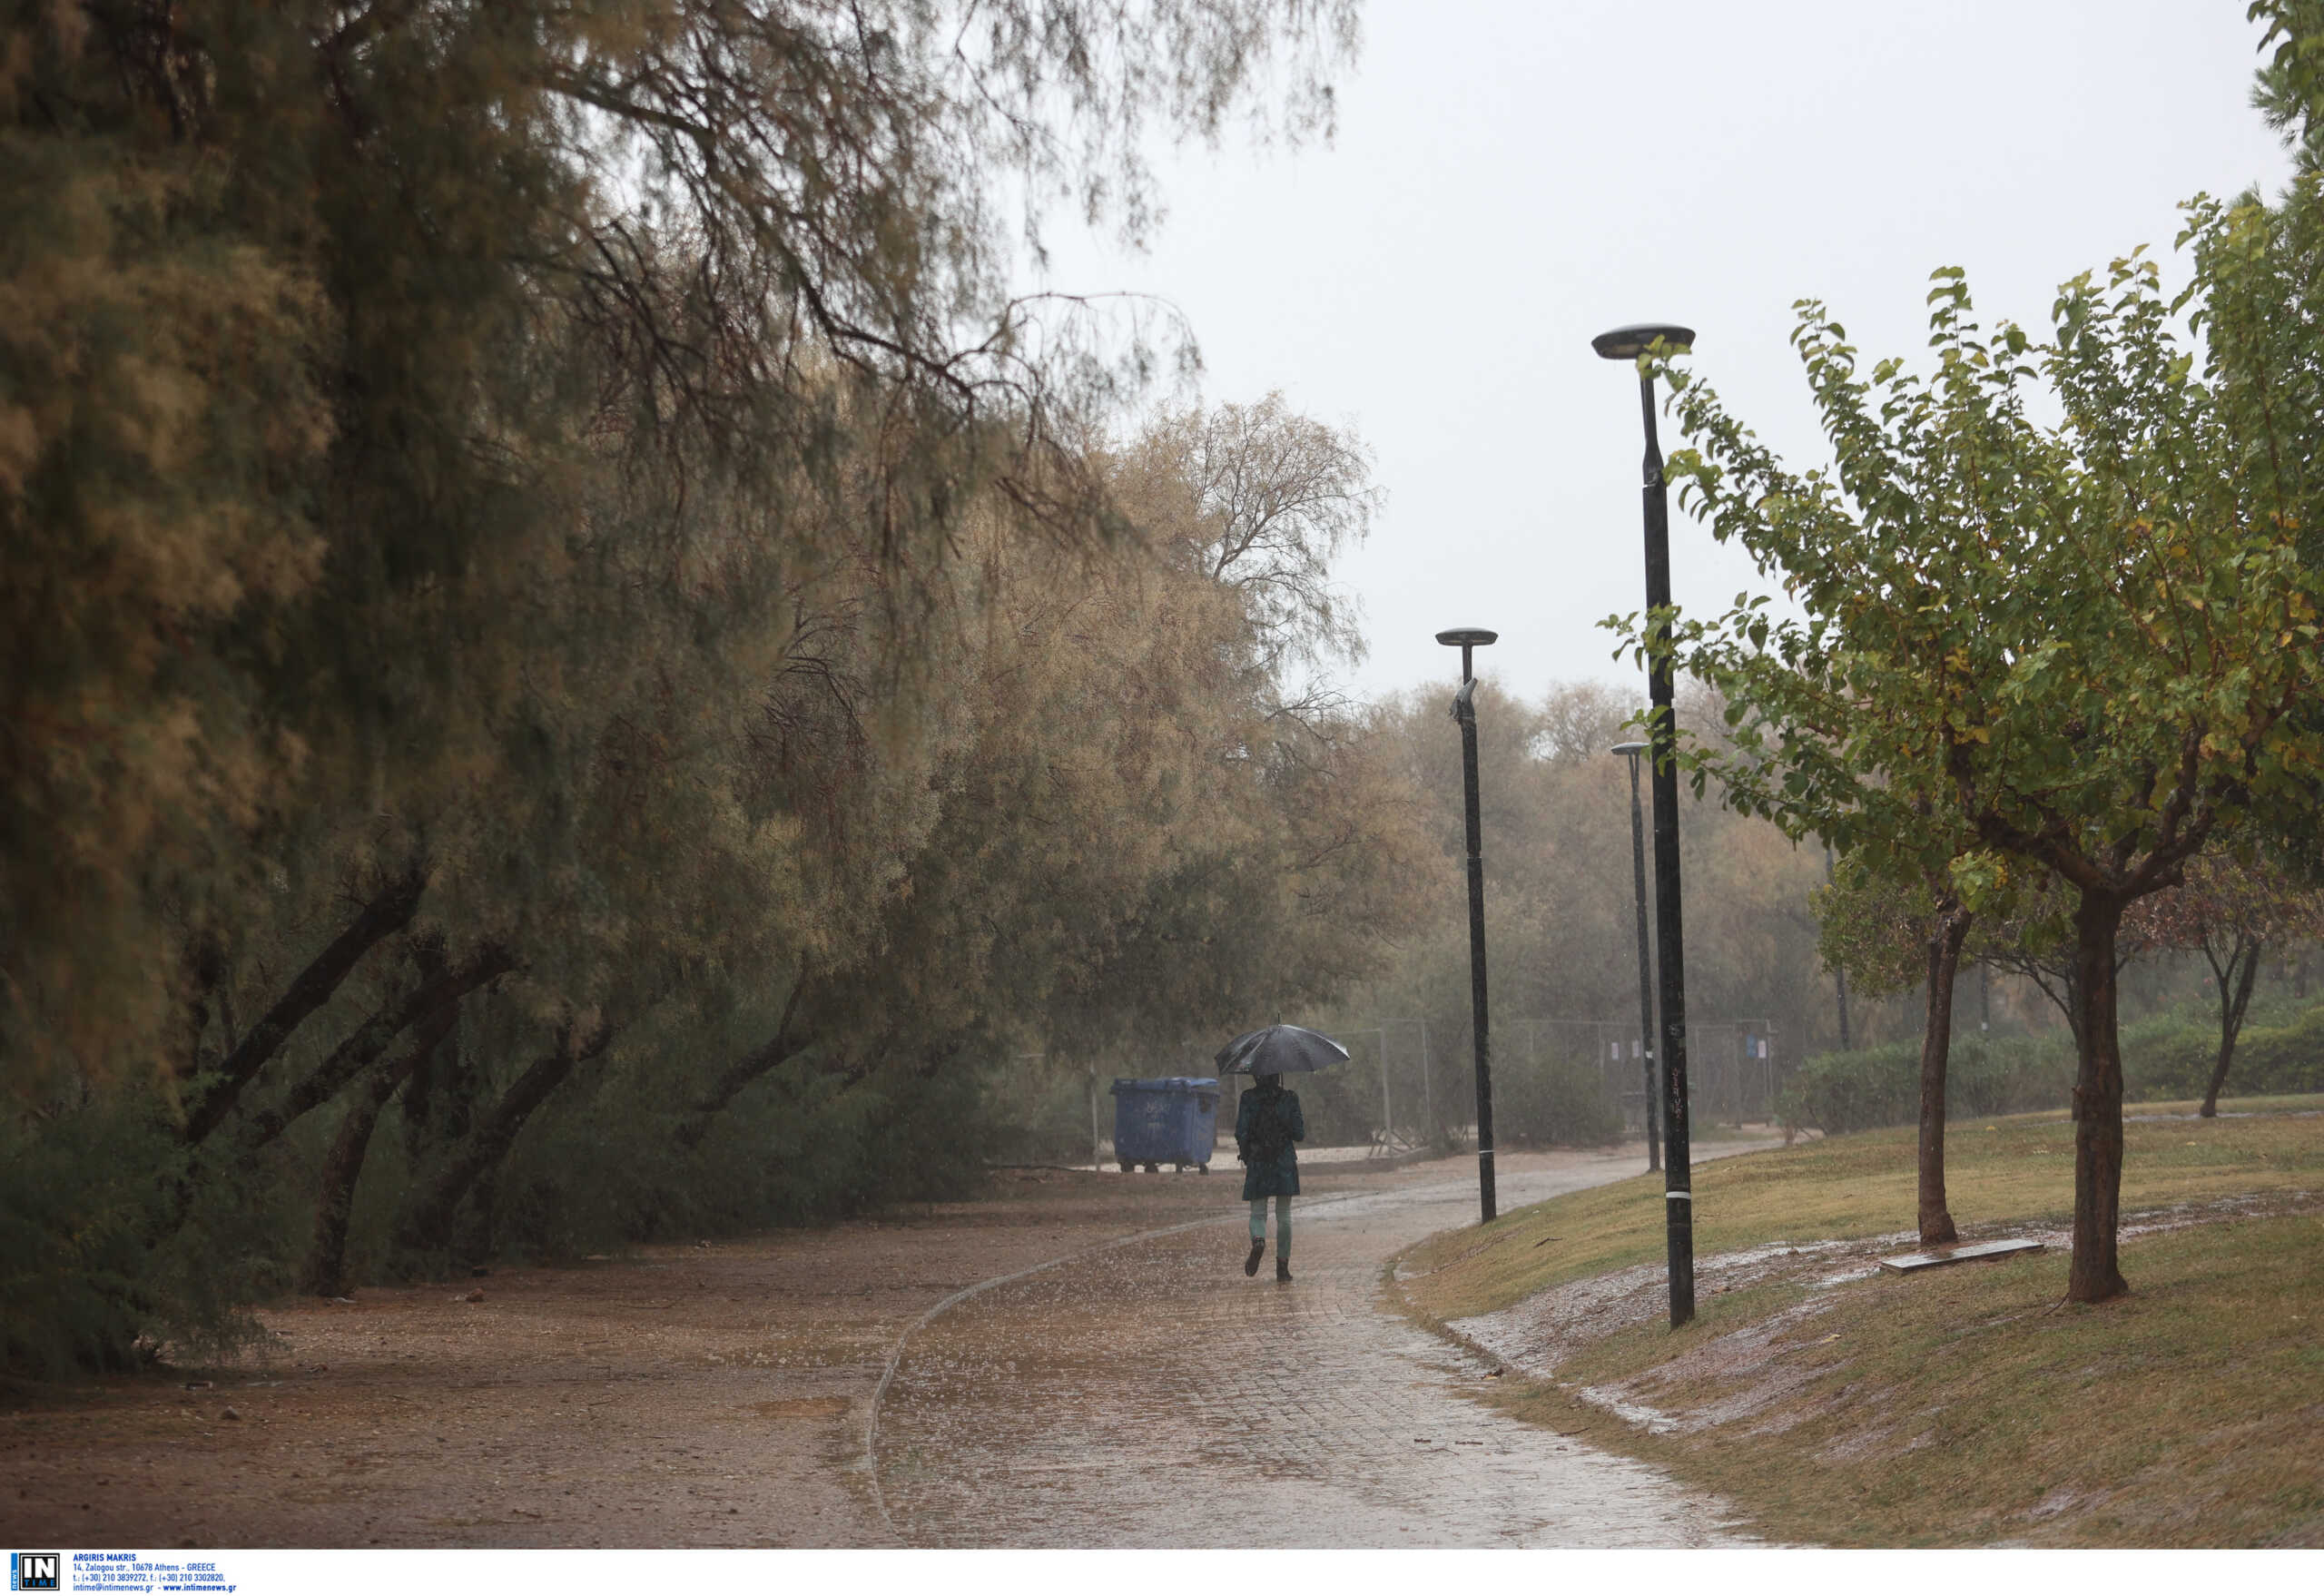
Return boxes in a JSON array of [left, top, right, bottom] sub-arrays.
[[1244, 1239, 1265, 1276], [1275, 1258, 1293, 1283]]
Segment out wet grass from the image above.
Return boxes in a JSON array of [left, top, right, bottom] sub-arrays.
[[1481, 1217, 2324, 1546], [1398, 1093, 2324, 1324], [1393, 1094, 2324, 1547]]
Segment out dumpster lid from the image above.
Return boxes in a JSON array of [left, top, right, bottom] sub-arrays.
[[1108, 1076, 1220, 1094]]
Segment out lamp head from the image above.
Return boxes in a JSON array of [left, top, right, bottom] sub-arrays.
[[1435, 626, 1497, 685], [1610, 741, 1649, 756], [1592, 323, 1696, 360]]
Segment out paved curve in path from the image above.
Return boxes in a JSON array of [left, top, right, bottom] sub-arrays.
[[872, 1148, 1761, 1547]]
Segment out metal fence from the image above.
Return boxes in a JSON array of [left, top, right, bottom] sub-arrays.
[[1038, 1016, 1791, 1162], [1346, 1016, 1788, 1141]]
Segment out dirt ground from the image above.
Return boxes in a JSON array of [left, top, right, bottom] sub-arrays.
[[3, 1150, 1544, 1549]]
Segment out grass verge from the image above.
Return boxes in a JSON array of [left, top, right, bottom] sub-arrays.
[[1399, 1095, 2322, 1322], [1392, 1094, 2324, 1546]]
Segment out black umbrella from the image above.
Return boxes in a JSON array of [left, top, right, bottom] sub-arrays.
[[1214, 1023, 1349, 1076]]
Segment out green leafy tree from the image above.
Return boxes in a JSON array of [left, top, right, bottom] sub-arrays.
[[2134, 846, 2324, 1117], [1632, 246, 2324, 1302], [1809, 851, 1987, 1242], [2212, 3, 2324, 882], [2251, 2, 2324, 175]]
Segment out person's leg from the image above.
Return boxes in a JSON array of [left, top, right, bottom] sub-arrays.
[[1245, 1199, 1266, 1276], [1275, 1195, 1293, 1258]]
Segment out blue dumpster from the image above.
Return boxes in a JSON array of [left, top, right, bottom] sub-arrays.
[[1109, 1077, 1221, 1173]]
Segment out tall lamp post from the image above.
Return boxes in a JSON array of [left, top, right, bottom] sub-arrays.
[[1437, 626, 1499, 1225], [1593, 321, 1698, 1327], [1611, 742, 1659, 1172]]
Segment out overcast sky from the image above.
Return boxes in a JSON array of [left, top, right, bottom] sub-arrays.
[[1033, 0, 2298, 708]]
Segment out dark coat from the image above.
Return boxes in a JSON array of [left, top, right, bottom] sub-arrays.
[[1236, 1084, 1305, 1199]]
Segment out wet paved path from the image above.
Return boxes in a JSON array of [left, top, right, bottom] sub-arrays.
[[872, 1148, 1762, 1547]]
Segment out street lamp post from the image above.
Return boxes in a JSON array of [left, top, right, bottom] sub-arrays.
[[1594, 321, 1698, 1327], [1437, 626, 1499, 1225], [1611, 742, 1659, 1172]]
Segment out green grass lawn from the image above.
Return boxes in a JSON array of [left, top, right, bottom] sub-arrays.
[[1393, 1094, 2324, 1546], [1401, 1095, 2324, 1323]]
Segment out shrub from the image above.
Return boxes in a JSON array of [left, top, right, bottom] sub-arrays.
[[2193, 1007, 2324, 1097], [1778, 1034, 2068, 1136], [983, 1069, 1103, 1166], [1492, 1051, 1626, 1147], [1, 1095, 281, 1378], [2117, 1014, 2221, 1101], [1778, 1000, 2324, 1138], [2113, 1008, 2324, 1102]]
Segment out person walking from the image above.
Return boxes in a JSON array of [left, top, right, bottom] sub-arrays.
[[1236, 1070, 1305, 1282]]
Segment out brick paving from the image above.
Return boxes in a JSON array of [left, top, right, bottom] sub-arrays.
[[4, 1145, 1767, 1549], [874, 1149, 1762, 1547]]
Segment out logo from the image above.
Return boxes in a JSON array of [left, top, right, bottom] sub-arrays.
[[10, 1554, 59, 1592]]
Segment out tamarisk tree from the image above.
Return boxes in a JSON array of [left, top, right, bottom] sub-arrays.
[[1627, 241, 2324, 1303]]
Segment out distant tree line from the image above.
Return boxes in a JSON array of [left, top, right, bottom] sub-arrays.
[[1303, 679, 1838, 1151]]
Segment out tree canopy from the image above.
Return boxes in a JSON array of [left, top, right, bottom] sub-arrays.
[[1622, 200, 2324, 1296], [0, 1, 1411, 1374]]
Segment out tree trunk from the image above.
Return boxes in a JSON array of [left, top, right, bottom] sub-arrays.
[[175, 934, 231, 1083], [2066, 890, 2131, 1304], [236, 944, 516, 1153], [2198, 934, 2263, 1118], [392, 1018, 615, 1259], [1916, 903, 1972, 1246], [672, 980, 809, 1151], [400, 940, 458, 1159], [451, 1168, 499, 1268], [296, 1007, 458, 1297], [673, 1032, 814, 1151], [144, 946, 510, 1253], [181, 861, 428, 1145]]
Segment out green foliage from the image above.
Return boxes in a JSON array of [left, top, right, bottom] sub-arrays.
[[0, 123, 331, 1087], [1778, 1035, 2070, 1138], [981, 1070, 1105, 1167], [1633, 253, 2324, 904], [2113, 1004, 2324, 1101], [2251, 1, 2324, 171], [1814, 853, 2136, 1037], [1492, 1051, 1626, 1148], [1779, 1003, 2324, 1135], [1614, 152, 2324, 1290], [0, 1104, 164, 1376], [0, 1097, 292, 1376]]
